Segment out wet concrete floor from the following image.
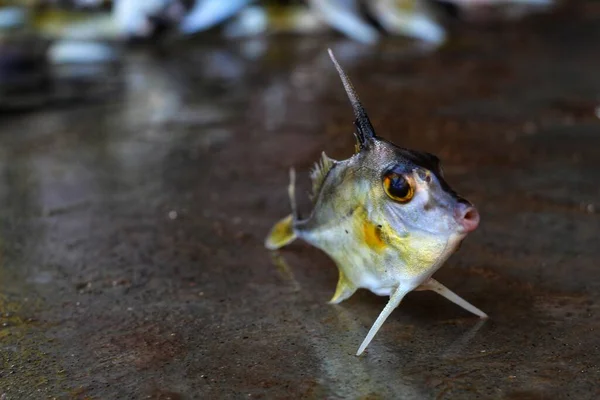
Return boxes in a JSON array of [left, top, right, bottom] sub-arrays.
[[1, 4, 600, 400]]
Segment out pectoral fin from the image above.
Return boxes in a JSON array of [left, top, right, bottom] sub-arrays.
[[417, 278, 488, 318], [356, 285, 412, 356], [328, 269, 356, 304], [265, 214, 297, 250]]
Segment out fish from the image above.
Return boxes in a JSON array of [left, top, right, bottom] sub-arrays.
[[21, 0, 555, 45], [307, 0, 380, 44], [264, 48, 488, 356], [365, 0, 446, 45], [178, 0, 253, 35]]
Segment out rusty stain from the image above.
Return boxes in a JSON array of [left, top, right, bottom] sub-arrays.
[[90, 324, 185, 372]]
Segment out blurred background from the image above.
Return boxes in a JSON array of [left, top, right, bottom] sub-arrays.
[[0, 0, 563, 111], [2, 1, 600, 399]]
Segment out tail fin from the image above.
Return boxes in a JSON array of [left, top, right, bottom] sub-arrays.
[[264, 168, 299, 250], [264, 214, 296, 250]]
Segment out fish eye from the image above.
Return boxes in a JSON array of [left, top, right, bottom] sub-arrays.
[[383, 171, 414, 203]]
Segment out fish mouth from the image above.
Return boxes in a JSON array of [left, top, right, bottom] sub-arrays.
[[454, 202, 480, 234]]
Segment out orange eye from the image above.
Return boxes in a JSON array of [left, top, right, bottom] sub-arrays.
[[383, 172, 414, 203]]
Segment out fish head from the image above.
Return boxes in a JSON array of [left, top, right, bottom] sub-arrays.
[[359, 138, 479, 242]]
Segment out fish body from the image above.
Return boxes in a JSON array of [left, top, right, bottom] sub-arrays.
[[299, 150, 463, 297], [265, 49, 487, 356]]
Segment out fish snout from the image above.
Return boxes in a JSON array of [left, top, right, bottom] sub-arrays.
[[455, 200, 480, 233]]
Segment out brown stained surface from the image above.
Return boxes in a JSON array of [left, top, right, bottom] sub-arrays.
[[1, 3, 600, 400]]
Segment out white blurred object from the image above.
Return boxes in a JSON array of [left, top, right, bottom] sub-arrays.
[[113, 0, 172, 37], [308, 0, 380, 44], [48, 40, 118, 64], [0, 6, 27, 31], [222, 5, 267, 38], [368, 0, 446, 44], [178, 0, 252, 34], [34, 0, 557, 44]]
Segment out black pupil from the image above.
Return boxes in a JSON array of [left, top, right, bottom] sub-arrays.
[[387, 173, 410, 198]]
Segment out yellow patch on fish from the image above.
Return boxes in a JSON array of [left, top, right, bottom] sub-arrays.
[[362, 221, 386, 252]]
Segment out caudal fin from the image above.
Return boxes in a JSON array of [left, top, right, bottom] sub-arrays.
[[264, 214, 297, 250]]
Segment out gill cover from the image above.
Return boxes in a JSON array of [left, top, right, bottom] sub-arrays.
[[327, 48, 376, 152]]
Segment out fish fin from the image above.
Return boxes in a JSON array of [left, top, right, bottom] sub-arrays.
[[356, 285, 412, 356], [309, 151, 336, 202], [265, 215, 297, 250], [418, 278, 488, 318], [328, 269, 356, 304], [308, 0, 379, 44], [288, 168, 298, 219]]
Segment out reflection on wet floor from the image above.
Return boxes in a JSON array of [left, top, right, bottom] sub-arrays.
[[0, 3, 600, 399]]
